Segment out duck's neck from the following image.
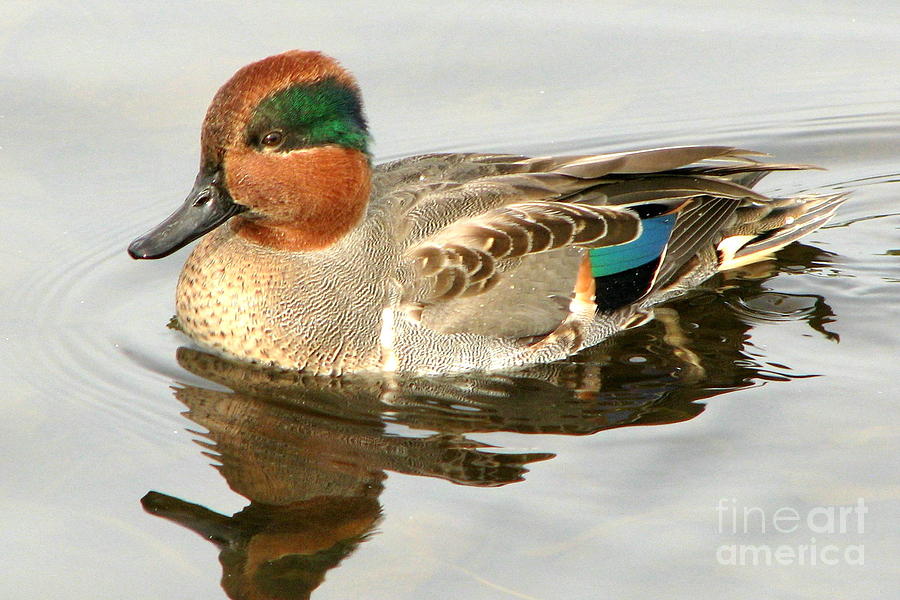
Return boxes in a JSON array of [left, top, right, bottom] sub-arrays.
[[228, 146, 372, 252], [231, 214, 364, 252]]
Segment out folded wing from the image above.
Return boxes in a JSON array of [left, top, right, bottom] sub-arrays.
[[373, 146, 818, 338]]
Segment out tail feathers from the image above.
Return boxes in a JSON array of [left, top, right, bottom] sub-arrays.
[[717, 193, 847, 271]]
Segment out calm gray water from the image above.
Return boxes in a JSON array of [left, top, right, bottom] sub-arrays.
[[2, 2, 898, 599]]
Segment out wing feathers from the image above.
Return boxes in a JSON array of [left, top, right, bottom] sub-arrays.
[[407, 202, 641, 302], [509, 146, 763, 179], [595, 174, 771, 203], [379, 146, 832, 333]]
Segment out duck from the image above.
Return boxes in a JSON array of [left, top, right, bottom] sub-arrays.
[[128, 50, 845, 375]]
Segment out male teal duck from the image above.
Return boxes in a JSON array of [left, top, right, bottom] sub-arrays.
[[129, 50, 845, 375]]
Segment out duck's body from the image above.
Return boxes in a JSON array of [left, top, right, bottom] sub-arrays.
[[130, 51, 845, 375]]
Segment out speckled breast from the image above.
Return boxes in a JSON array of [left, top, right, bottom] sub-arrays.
[[175, 226, 390, 374]]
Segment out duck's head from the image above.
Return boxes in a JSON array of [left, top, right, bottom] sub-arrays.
[[129, 51, 371, 259]]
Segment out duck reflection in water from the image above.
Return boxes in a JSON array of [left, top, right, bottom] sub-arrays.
[[142, 243, 838, 600]]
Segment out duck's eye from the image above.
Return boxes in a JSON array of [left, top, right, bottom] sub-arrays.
[[260, 130, 284, 148]]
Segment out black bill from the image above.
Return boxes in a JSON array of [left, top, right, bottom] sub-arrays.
[[128, 171, 246, 259]]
